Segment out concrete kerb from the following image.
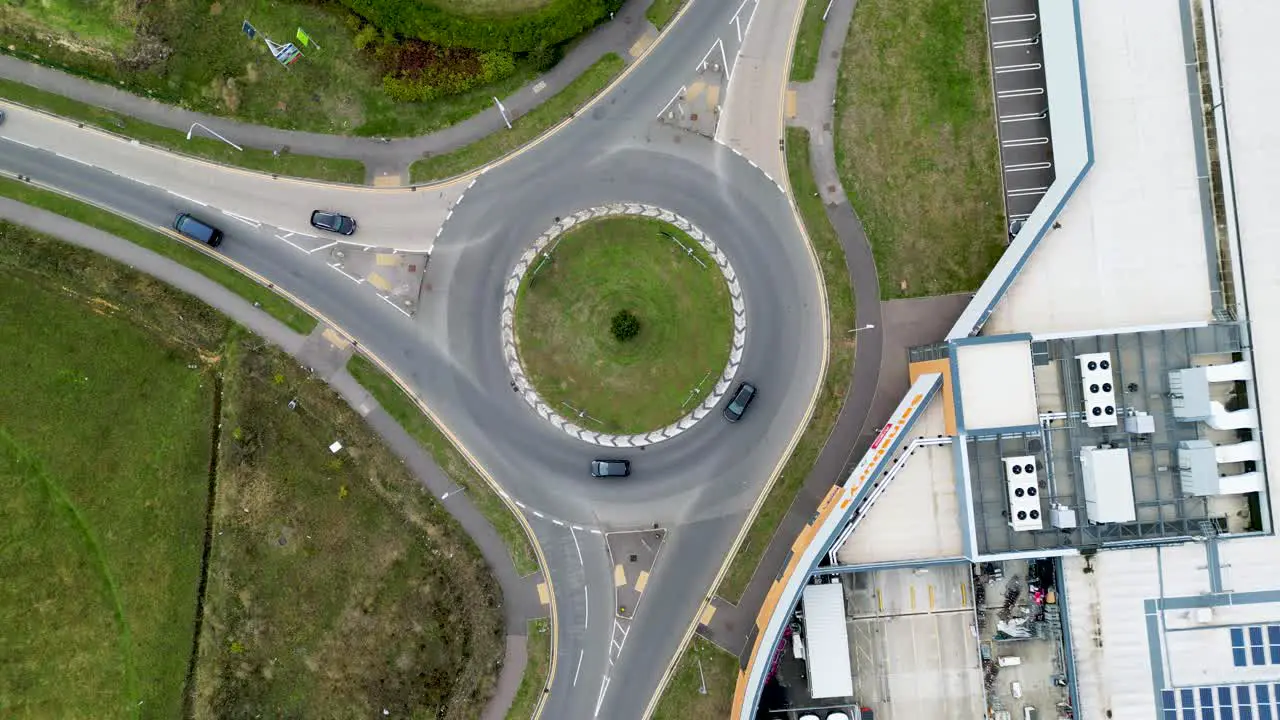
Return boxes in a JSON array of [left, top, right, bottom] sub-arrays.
[[501, 203, 747, 448]]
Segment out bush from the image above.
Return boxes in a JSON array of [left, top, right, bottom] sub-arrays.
[[339, 0, 625, 52], [610, 310, 640, 342], [378, 42, 516, 103], [526, 43, 563, 72], [353, 25, 379, 51]]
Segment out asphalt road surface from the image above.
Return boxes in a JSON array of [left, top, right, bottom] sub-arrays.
[[0, 0, 820, 716]]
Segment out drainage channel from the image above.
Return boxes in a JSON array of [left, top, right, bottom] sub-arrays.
[[181, 374, 223, 719], [986, 0, 1057, 238]]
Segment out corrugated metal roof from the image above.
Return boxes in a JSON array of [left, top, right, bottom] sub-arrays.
[[802, 582, 854, 699]]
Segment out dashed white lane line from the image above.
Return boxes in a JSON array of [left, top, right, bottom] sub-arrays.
[[52, 152, 92, 167], [552, 518, 566, 527], [573, 649, 584, 687], [590, 528, 603, 535], [531, 510, 545, 519], [167, 191, 207, 207], [1, 136, 38, 149], [515, 500, 526, 508]]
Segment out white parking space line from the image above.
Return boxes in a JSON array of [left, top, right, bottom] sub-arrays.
[[1004, 161, 1053, 173], [167, 191, 207, 207], [999, 110, 1048, 123], [1002, 136, 1050, 148], [1007, 185, 1049, 198], [326, 262, 365, 284], [995, 62, 1043, 74], [990, 12, 1037, 24], [993, 36, 1040, 49], [997, 87, 1045, 99]]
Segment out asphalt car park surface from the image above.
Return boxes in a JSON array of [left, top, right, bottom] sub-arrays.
[[986, 0, 1056, 232]]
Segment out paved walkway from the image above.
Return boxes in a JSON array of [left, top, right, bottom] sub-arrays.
[[0, 0, 656, 180], [0, 197, 545, 720]]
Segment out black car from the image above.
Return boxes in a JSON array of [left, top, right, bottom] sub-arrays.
[[590, 459, 630, 478], [310, 210, 357, 235], [723, 381, 757, 422]]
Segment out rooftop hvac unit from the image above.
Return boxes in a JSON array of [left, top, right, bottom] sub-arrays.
[[1004, 455, 1043, 532], [1050, 503, 1078, 529], [1078, 352, 1118, 428], [1079, 445, 1136, 524]]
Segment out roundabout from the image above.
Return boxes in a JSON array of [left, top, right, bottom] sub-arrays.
[[501, 204, 747, 447]]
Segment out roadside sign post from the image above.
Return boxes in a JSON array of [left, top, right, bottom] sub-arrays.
[[296, 27, 321, 51], [493, 97, 512, 129], [241, 20, 257, 39], [264, 37, 303, 67]]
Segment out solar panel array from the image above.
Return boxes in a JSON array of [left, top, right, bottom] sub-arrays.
[[1232, 626, 1280, 667], [1162, 684, 1280, 720]]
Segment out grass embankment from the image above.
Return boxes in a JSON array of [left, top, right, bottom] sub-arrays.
[[411, 52, 625, 182], [0, 222, 506, 718], [505, 618, 552, 720], [0, 0, 543, 139], [835, 0, 1004, 297], [647, 0, 685, 29], [0, 238, 215, 717], [347, 355, 539, 576], [514, 216, 733, 435], [717, 128, 855, 602], [0, 175, 316, 334], [0, 79, 365, 184], [790, 0, 830, 82], [650, 637, 739, 720]]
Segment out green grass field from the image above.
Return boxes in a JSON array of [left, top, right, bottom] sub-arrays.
[[0, 0, 541, 138], [835, 0, 1005, 298], [514, 216, 733, 435], [715, 128, 856, 603], [650, 637, 738, 720], [0, 221, 505, 718], [0, 227, 221, 717], [647, 0, 685, 29], [789, 0, 829, 82], [410, 52, 624, 182], [346, 354, 539, 576]]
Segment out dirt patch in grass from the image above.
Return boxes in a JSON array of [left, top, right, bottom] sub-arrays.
[[411, 52, 624, 182], [514, 216, 733, 435], [347, 355, 539, 576], [651, 637, 738, 720], [835, 0, 1004, 298], [505, 618, 552, 720], [717, 128, 855, 603]]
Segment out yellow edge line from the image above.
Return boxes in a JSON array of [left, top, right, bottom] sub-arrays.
[[641, 0, 827, 715]]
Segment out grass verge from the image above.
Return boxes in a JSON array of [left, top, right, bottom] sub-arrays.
[[514, 216, 732, 434], [0, 234, 215, 717], [505, 618, 552, 720], [716, 128, 855, 603], [835, 0, 1004, 297], [0, 175, 316, 334], [651, 637, 739, 719], [0, 221, 506, 717], [646, 0, 685, 29], [0, 79, 366, 184], [347, 355, 539, 576], [790, 0, 830, 82], [410, 52, 625, 182]]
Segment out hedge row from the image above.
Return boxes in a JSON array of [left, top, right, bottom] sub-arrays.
[[382, 50, 516, 102], [338, 0, 625, 52]]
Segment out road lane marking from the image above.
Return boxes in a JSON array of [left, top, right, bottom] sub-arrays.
[[378, 293, 413, 318], [326, 262, 365, 284], [551, 518, 565, 526], [275, 234, 311, 253], [584, 585, 589, 628], [594, 675, 611, 717], [309, 242, 337, 254], [167, 191, 207, 207], [570, 526, 584, 567], [573, 649, 584, 686], [221, 210, 262, 229]]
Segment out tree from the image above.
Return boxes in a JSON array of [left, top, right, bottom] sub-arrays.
[[610, 309, 640, 342]]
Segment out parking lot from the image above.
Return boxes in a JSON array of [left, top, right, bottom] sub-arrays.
[[986, 0, 1057, 233]]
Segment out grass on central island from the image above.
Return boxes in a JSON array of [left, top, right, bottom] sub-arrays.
[[514, 216, 733, 435]]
